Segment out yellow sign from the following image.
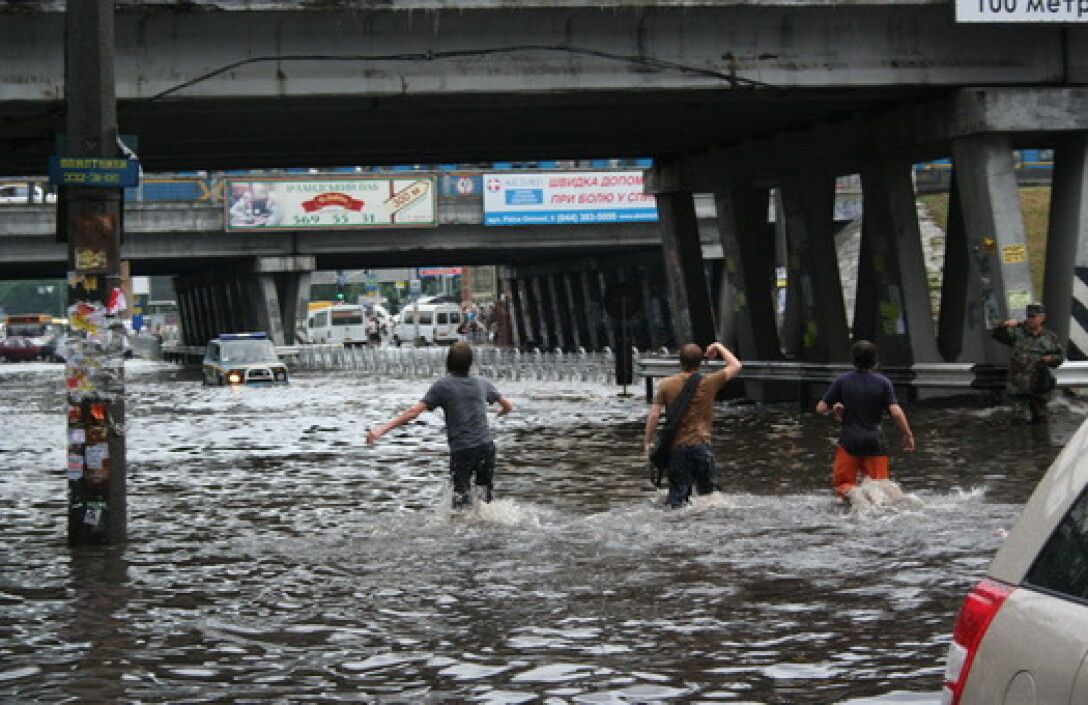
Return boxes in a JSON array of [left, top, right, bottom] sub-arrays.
[[1001, 244, 1027, 264], [74, 248, 107, 271]]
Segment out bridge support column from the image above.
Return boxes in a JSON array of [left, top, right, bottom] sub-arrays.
[[655, 188, 715, 347], [560, 273, 584, 350], [546, 274, 569, 351], [513, 277, 536, 349], [1043, 132, 1088, 359], [856, 159, 940, 365], [951, 133, 1035, 362], [249, 257, 315, 346], [578, 270, 601, 351], [938, 170, 971, 361], [780, 169, 851, 362], [531, 276, 553, 349], [715, 184, 781, 361], [637, 265, 660, 350]]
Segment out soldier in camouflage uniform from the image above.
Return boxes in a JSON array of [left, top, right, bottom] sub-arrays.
[[991, 302, 1065, 423]]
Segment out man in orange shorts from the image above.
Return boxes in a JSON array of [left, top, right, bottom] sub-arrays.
[[815, 340, 915, 498]]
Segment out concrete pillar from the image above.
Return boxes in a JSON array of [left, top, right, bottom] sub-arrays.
[[247, 275, 283, 345], [578, 270, 601, 351], [514, 277, 536, 348], [938, 169, 970, 361], [561, 272, 585, 350], [1043, 132, 1088, 358], [281, 271, 312, 344], [655, 189, 716, 347], [638, 265, 660, 349], [857, 159, 941, 364], [530, 275, 551, 349], [503, 277, 523, 349], [598, 269, 618, 350], [951, 133, 1035, 362], [546, 273, 569, 350], [715, 184, 781, 360], [780, 169, 851, 362], [776, 188, 802, 357]]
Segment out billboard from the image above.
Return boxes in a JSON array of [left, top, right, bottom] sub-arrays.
[[482, 171, 657, 226], [224, 176, 436, 231]]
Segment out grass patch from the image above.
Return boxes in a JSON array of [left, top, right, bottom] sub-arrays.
[[918, 187, 1051, 295]]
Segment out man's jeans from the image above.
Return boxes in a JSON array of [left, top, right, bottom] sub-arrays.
[[667, 443, 717, 508], [450, 442, 496, 508]]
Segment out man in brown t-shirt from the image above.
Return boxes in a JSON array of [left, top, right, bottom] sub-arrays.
[[642, 341, 743, 507]]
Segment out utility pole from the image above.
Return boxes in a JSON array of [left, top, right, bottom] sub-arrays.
[[60, 0, 128, 545]]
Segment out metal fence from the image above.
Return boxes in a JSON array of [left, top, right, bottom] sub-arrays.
[[294, 345, 636, 384]]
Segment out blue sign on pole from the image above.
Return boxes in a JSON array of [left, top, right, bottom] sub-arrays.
[[48, 156, 140, 188]]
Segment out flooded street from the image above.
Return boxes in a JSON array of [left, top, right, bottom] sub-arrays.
[[2, 360, 1085, 704]]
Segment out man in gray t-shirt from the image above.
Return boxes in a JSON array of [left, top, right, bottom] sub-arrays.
[[366, 342, 514, 507]]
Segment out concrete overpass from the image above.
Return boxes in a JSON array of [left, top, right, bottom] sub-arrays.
[[4, 0, 1088, 368]]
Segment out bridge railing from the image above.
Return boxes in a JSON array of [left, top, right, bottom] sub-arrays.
[[637, 356, 1088, 403]]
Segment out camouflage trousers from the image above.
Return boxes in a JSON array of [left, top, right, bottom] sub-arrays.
[[1009, 393, 1051, 424]]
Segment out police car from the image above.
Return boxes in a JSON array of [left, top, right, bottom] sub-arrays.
[[202, 332, 288, 386]]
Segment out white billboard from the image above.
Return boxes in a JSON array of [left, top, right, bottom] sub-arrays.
[[225, 176, 436, 231], [482, 171, 658, 226], [956, 0, 1088, 22]]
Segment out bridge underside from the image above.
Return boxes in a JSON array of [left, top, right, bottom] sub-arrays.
[[6, 2, 1088, 371], [4, 88, 936, 174]]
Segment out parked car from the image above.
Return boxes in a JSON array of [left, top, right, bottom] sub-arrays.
[[202, 332, 288, 386], [941, 417, 1088, 704], [0, 336, 45, 362]]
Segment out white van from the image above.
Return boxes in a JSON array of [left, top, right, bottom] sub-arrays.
[[306, 304, 368, 346], [392, 302, 464, 346]]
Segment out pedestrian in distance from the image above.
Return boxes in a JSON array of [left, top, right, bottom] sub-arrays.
[[990, 302, 1065, 424], [815, 339, 915, 502], [642, 341, 743, 508], [366, 341, 514, 508]]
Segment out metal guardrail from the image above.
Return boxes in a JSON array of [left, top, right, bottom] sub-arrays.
[[636, 357, 1088, 402], [161, 344, 300, 365]]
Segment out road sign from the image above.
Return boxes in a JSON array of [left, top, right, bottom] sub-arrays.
[[48, 156, 140, 188]]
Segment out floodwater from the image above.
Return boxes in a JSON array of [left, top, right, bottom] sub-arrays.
[[2, 360, 1085, 704]]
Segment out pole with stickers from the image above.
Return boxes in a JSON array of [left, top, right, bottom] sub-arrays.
[[59, 0, 129, 546]]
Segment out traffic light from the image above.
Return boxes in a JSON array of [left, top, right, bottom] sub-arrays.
[[336, 289, 345, 301]]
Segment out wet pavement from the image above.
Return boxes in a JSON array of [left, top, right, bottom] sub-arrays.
[[1, 359, 1085, 704]]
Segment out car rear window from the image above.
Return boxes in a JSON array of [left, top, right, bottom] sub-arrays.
[[1024, 486, 1088, 602]]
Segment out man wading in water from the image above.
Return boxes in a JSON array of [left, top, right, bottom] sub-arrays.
[[643, 341, 743, 508], [366, 342, 514, 508], [816, 339, 915, 502]]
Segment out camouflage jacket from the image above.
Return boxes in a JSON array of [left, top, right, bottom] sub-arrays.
[[991, 323, 1065, 395]]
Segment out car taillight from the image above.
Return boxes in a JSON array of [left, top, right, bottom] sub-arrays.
[[941, 578, 1014, 705]]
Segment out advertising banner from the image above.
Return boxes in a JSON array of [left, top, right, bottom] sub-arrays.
[[482, 171, 657, 226], [225, 176, 436, 231], [418, 267, 463, 277], [956, 0, 1088, 21]]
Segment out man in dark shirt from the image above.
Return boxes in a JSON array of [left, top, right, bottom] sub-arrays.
[[815, 340, 915, 499], [366, 342, 514, 507]]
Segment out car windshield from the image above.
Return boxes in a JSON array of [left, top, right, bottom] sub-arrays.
[[220, 339, 278, 363]]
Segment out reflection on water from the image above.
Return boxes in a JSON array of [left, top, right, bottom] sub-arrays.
[[1, 360, 1084, 703]]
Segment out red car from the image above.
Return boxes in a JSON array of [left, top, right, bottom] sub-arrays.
[[0, 336, 45, 362]]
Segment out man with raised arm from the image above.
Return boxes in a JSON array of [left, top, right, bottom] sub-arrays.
[[643, 341, 743, 508]]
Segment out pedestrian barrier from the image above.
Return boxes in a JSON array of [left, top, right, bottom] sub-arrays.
[[292, 344, 639, 384]]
